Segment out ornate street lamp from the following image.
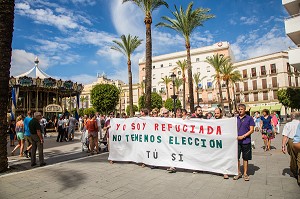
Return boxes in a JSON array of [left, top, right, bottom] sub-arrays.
[[170, 72, 177, 117]]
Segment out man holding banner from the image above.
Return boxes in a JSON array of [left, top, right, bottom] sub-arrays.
[[235, 104, 255, 181]]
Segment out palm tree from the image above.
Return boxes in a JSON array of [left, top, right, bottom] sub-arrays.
[[159, 76, 172, 98], [139, 80, 145, 95], [175, 60, 187, 109], [221, 63, 242, 113], [0, 0, 15, 173], [193, 72, 207, 106], [123, 0, 168, 111], [174, 77, 183, 94], [205, 53, 230, 112], [111, 34, 142, 117], [156, 2, 214, 113], [80, 96, 87, 108]]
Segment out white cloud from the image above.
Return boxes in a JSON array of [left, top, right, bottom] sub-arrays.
[[240, 16, 258, 25], [70, 0, 97, 6], [229, 19, 237, 25]]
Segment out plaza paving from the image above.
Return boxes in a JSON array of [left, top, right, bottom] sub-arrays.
[[0, 127, 299, 199]]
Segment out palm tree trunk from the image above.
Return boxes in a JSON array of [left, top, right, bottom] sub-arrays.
[[144, 17, 152, 110], [197, 87, 199, 106], [217, 78, 225, 111], [226, 80, 232, 114], [186, 42, 194, 113], [128, 60, 134, 117], [166, 85, 169, 99], [232, 85, 237, 112], [182, 75, 186, 109], [0, 0, 15, 173]]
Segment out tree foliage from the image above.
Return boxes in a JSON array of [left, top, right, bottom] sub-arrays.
[[138, 92, 163, 110], [277, 88, 300, 110], [126, 104, 138, 116], [83, 107, 96, 116], [90, 84, 120, 114], [164, 98, 182, 111]]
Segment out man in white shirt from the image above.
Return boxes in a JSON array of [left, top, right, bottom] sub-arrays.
[[95, 112, 102, 140], [282, 112, 300, 182]]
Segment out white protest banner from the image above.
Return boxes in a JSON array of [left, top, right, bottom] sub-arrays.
[[108, 117, 238, 175]]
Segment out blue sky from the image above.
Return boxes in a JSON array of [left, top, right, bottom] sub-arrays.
[[11, 0, 293, 85]]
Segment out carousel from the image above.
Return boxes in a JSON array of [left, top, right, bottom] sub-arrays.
[[9, 57, 83, 119]]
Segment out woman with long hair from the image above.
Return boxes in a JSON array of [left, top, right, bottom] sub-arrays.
[[260, 109, 274, 151], [11, 115, 25, 157]]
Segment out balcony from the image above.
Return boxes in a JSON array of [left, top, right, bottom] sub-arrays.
[[285, 13, 300, 45], [288, 47, 300, 70], [283, 0, 300, 16]]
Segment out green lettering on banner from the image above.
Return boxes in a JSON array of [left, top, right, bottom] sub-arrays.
[[131, 134, 134, 141], [195, 138, 199, 146], [169, 136, 174, 144], [134, 134, 138, 141], [182, 137, 186, 145], [150, 135, 155, 142], [113, 135, 117, 141], [210, 139, 215, 148], [144, 134, 149, 142], [216, 140, 222, 148], [139, 134, 142, 142], [201, 139, 207, 147], [188, 137, 193, 145], [175, 136, 180, 145], [157, 136, 162, 143], [125, 135, 129, 142]]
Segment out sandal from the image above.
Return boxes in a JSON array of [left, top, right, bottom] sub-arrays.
[[233, 173, 242, 180], [223, 174, 229, 179], [244, 174, 250, 181]]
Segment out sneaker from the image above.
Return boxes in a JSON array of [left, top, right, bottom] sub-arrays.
[[24, 150, 29, 158]]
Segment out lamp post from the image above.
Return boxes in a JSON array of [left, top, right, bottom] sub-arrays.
[[170, 72, 177, 117], [118, 83, 122, 116]]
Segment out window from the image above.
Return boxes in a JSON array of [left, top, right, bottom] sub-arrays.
[[153, 74, 156, 80], [153, 65, 155, 69], [196, 58, 200, 62], [207, 66, 210, 72], [169, 63, 172, 66], [178, 71, 181, 75], [160, 87, 165, 92], [243, 69, 247, 78], [253, 92, 258, 101], [236, 95, 240, 103], [272, 77, 277, 87], [273, 91, 278, 100], [235, 83, 240, 92], [270, 64, 276, 74], [153, 87, 156, 92], [252, 80, 257, 90], [243, 82, 248, 91], [251, 68, 256, 77], [261, 66, 266, 76], [288, 76, 292, 87], [296, 77, 299, 87], [287, 63, 291, 73], [244, 94, 249, 102], [161, 64, 163, 68], [262, 79, 267, 89], [263, 92, 268, 100]]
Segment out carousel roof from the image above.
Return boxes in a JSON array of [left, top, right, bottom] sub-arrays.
[[15, 57, 50, 79]]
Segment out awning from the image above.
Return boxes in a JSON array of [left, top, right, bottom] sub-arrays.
[[270, 104, 282, 112], [260, 106, 271, 112], [250, 106, 260, 113]]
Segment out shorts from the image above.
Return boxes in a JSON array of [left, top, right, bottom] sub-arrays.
[[88, 132, 98, 139], [9, 133, 15, 140], [24, 135, 32, 145], [68, 127, 75, 135], [238, 143, 252, 160], [17, 132, 24, 140]]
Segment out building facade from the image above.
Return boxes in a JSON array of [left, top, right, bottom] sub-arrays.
[[283, 0, 300, 70], [138, 42, 234, 112], [81, 73, 140, 114]]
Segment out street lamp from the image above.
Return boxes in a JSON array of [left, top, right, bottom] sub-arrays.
[[170, 72, 177, 117], [118, 83, 122, 115]]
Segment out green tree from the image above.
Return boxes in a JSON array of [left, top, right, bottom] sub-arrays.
[[278, 88, 300, 110], [111, 34, 142, 117], [138, 92, 163, 110], [164, 98, 182, 112], [79, 108, 84, 116], [83, 107, 96, 116], [205, 53, 230, 111], [176, 60, 187, 109], [0, 0, 15, 173], [159, 76, 172, 98], [80, 96, 87, 108], [123, 0, 168, 111], [90, 84, 120, 114], [174, 77, 183, 94], [157, 2, 214, 113], [220, 62, 241, 113], [126, 104, 138, 116], [193, 72, 207, 106]]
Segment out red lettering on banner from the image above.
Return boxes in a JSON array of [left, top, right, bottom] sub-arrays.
[[154, 123, 158, 131], [168, 124, 172, 131], [143, 123, 146, 130], [116, 124, 120, 130], [199, 126, 204, 134], [216, 126, 222, 135], [207, 126, 213, 134], [190, 125, 195, 133], [131, 123, 135, 130], [161, 124, 166, 131], [175, 125, 180, 132], [183, 124, 188, 132]]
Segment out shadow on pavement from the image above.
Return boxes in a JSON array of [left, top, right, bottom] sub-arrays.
[[282, 167, 294, 177], [248, 164, 260, 175]]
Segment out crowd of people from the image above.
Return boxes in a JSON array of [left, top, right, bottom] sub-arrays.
[[6, 104, 300, 186]]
